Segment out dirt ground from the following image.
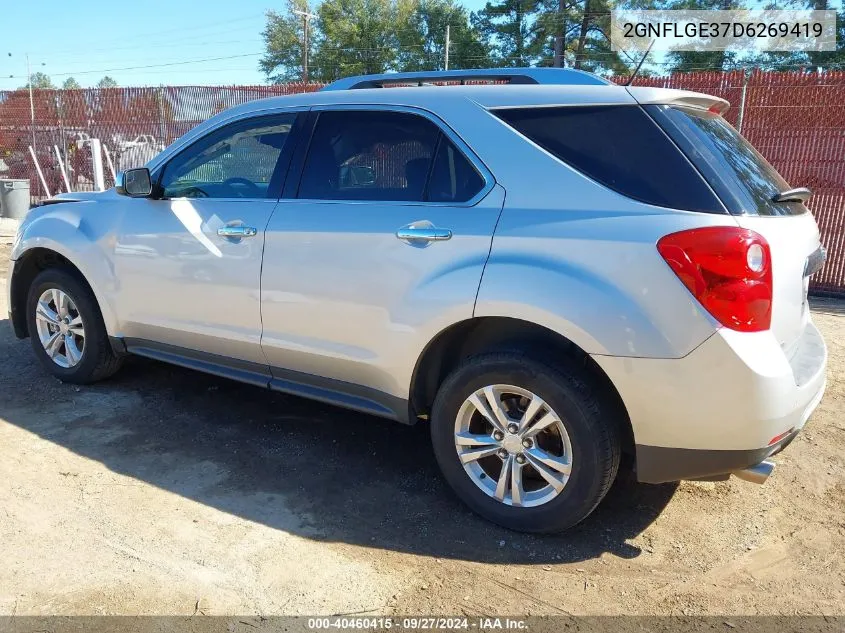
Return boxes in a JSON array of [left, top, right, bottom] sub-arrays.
[[0, 237, 843, 618]]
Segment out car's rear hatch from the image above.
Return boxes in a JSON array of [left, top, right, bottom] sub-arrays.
[[636, 91, 824, 358]]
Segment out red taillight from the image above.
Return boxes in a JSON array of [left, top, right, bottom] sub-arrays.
[[657, 227, 772, 332]]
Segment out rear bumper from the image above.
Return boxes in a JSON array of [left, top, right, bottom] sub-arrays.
[[593, 320, 827, 483], [634, 428, 801, 484]]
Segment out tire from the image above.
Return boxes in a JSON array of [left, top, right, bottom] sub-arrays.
[[25, 268, 123, 384], [430, 351, 621, 533]]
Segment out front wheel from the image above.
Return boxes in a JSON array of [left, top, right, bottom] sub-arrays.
[[26, 268, 123, 384], [430, 351, 621, 533]]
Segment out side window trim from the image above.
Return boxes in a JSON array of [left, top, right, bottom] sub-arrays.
[[267, 111, 309, 200], [282, 110, 319, 200], [151, 110, 306, 201], [289, 104, 494, 207]]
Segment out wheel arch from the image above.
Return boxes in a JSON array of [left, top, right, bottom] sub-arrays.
[[10, 246, 112, 341], [409, 316, 634, 454]]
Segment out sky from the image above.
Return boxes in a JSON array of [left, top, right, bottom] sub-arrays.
[[1, 0, 488, 89], [2, 0, 841, 90]]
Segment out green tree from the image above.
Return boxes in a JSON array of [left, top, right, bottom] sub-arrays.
[[62, 77, 81, 90], [311, 0, 400, 79], [519, 0, 634, 73], [741, 51, 807, 72], [260, 0, 314, 82], [664, 0, 843, 73], [570, 0, 628, 72], [808, 9, 845, 69], [97, 76, 118, 89], [749, 3, 845, 71], [472, 0, 543, 66], [532, 0, 582, 66], [667, 49, 742, 72], [665, 0, 744, 72], [397, 0, 491, 70], [258, 0, 666, 80], [21, 72, 54, 89]]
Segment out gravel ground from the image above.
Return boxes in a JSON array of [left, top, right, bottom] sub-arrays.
[[1, 238, 843, 617]]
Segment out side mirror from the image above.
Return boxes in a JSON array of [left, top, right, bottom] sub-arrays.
[[116, 168, 153, 198]]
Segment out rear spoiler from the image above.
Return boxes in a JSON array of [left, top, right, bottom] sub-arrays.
[[626, 87, 730, 115]]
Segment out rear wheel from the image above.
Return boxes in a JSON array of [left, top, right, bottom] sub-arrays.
[[26, 268, 123, 384], [430, 351, 621, 533]]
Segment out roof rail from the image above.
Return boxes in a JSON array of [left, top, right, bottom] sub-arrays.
[[322, 67, 610, 91]]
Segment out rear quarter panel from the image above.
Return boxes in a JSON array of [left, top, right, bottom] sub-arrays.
[[453, 100, 737, 359], [476, 204, 737, 359]]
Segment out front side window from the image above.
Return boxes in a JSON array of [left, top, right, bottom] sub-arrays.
[[493, 105, 725, 213], [298, 110, 465, 202], [160, 114, 296, 199]]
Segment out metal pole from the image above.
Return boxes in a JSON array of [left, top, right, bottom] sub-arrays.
[[158, 86, 167, 142], [294, 9, 316, 82], [90, 138, 105, 192], [444, 25, 451, 70], [737, 68, 750, 134], [56, 92, 68, 185], [102, 144, 117, 182], [554, 0, 565, 67], [26, 54, 41, 196], [304, 14, 309, 82], [54, 145, 71, 193], [28, 146, 51, 198]]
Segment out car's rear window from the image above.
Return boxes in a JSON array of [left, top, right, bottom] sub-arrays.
[[492, 105, 725, 213], [646, 105, 805, 217]]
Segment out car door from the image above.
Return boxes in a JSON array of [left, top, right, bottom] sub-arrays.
[[260, 106, 504, 417], [112, 111, 303, 377]]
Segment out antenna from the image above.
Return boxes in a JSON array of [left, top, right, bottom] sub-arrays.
[[626, 39, 655, 87]]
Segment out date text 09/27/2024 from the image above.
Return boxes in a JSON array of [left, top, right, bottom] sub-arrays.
[[307, 617, 528, 630]]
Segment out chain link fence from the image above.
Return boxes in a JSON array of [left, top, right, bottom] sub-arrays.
[[0, 83, 320, 196], [0, 72, 843, 294]]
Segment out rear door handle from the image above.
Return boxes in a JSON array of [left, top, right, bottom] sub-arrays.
[[396, 227, 452, 243], [217, 226, 257, 238]]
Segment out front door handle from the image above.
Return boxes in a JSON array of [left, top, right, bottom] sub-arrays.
[[396, 226, 452, 243], [218, 226, 257, 238]]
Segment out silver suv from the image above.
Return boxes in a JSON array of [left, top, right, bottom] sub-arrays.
[[7, 68, 828, 533]]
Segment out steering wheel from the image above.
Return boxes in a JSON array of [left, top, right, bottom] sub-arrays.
[[223, 177, 262, 198], [179, 186, 209, 198]]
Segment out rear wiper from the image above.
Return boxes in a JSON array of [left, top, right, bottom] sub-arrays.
[[773, 187, 812, 203]]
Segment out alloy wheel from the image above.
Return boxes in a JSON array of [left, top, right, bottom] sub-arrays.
[[453, 384, 573, 508], [34, 288, 86, 368]]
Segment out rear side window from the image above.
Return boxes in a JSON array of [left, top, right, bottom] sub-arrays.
[[299, 110, 438, 202], [298, 110, 484, 203], [647, 105, 804, 216], [493, 105, 724, 213]]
